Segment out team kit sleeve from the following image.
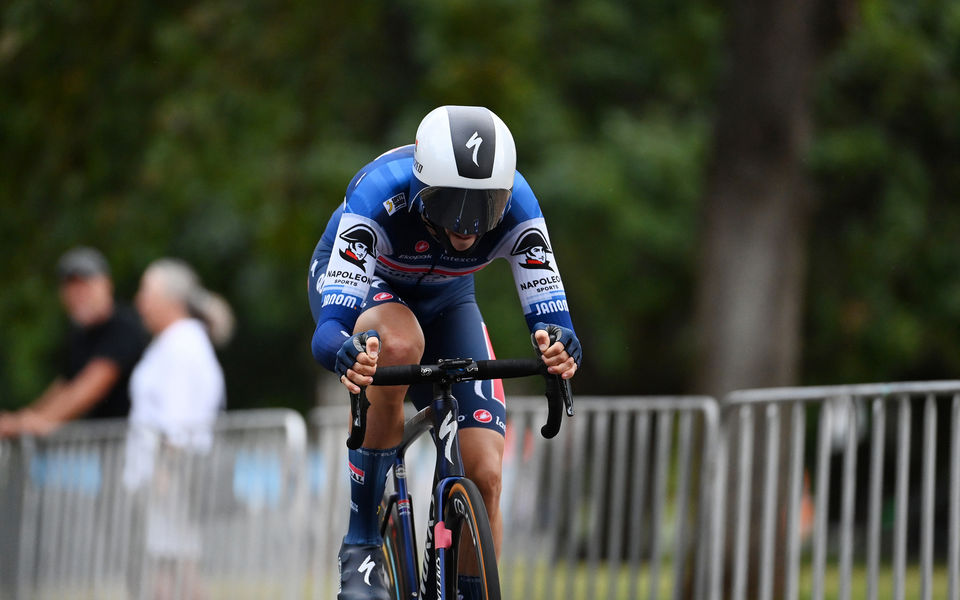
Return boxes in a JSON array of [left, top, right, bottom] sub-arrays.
[[501, 216, 576, 334], [310, 211, 389, 371]]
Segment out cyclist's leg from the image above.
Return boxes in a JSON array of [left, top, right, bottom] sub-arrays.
[[338, 283, 423, 599], [346, 284, 424, 539], [458, 428, 504, 565], [353, 302, 424, 450]]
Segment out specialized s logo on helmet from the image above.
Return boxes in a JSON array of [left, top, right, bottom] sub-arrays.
[[511, 228, 553, 271], [465, 131, 483, 167], [339, 224, 378, 269]]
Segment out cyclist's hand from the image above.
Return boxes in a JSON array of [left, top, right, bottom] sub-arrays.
[[335, 330, 380, 394], [533, 323, 581, 380]]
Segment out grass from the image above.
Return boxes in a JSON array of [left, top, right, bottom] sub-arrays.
[[497, 560, 951, 600], [23, 561, 952, 598]]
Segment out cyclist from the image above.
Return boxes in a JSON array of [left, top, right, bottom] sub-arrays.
[[308, 106, 582, 600]]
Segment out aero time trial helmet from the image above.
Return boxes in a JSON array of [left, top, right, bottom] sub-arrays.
[[411, 106, 516, 253]]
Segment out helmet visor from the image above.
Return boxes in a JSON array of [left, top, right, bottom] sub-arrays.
[[418, 187, 512, 236]]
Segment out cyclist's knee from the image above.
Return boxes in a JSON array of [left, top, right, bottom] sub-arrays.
[[471, 469, 503, 511], [469, 462, 502, 506], [460, 429, 504, 503], [355, 304, 424, 365], [378, 334, 424, 366]]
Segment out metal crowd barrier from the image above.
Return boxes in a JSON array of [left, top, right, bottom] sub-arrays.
[[714, 381, 960, 600], [308, 396, 720, 600], [6, 382, 960, 600], [0, 410, 306, 600]]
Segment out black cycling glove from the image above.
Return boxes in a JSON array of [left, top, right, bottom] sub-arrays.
[[531, 322, 582, 367], [335, 330, 379, 378]]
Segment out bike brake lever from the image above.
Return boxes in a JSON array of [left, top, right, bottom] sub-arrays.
[[345, 331, 376, 450], [346, 387, 370, 450], [532, 326, 575, 438]]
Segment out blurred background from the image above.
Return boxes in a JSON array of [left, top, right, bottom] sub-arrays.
[[2, 0, 959, 414]]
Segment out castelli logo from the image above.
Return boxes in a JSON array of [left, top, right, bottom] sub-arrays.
[[373, 292, 394, 302], [473, 409, 493, 424], [415, 240, 430, 253]]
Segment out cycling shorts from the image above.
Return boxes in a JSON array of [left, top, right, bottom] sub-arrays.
[[361, 277, 507, 436]]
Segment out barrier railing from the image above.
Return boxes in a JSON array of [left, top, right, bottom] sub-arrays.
[[0, 410, 306, 600], [4, 382, 960, 599], [308, 395, 720, 600], [715, 382, 960, 600], [499, 396, 720, 600]]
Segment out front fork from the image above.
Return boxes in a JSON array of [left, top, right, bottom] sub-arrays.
[[421, 476, 460, 599]]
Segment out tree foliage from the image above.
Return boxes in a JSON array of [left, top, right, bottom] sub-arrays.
[[0, 0, 956, 412], [806, 0, 960, 383]]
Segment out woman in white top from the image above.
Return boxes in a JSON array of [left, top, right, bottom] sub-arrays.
[[129, 259, 231, 450], [124, 258, 233, 599]]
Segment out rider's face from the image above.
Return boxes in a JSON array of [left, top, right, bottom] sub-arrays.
[[444, 229, 477, 252]]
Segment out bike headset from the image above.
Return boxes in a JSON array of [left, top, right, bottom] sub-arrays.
[[409, 105, 516, 256]]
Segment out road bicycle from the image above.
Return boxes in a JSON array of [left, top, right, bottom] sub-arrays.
[[345, 344, 574, 599]]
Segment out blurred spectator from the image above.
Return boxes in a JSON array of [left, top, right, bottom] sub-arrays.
[[122, 258, 233, 600], [0, 247, 148, 437], [125, 257, 233, 473]]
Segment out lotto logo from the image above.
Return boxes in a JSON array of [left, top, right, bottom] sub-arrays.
[[473, 409, 493, 424], [373, 292, 394, 302]]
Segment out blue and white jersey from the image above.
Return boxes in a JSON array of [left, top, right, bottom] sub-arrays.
[[309, 144, 576, 371]]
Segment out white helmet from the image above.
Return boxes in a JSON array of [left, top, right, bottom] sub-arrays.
[[411, 106, 516, 249]]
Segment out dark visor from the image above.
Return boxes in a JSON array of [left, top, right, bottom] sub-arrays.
[[418, 187, 512, 236]]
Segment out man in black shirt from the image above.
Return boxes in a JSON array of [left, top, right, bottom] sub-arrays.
[[0, 247, 148, 436]]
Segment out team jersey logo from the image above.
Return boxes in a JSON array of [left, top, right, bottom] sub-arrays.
[[383, 192, 406, 215], [473, 409, 493, 424], [339, 224, 378, 269], [372, 292, 394, 302], [511, 228, 553, 271], [415, 240, 430, 253]]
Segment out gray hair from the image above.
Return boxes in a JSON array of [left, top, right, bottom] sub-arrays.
[[145, 258, 235, 347]]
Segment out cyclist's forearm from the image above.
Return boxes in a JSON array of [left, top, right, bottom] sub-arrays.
[[312, 318, 358, 372], [523, 309, 575, 334]]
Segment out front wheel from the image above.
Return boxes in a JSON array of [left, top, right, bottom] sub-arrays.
[[442, 478, 501, 600]]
